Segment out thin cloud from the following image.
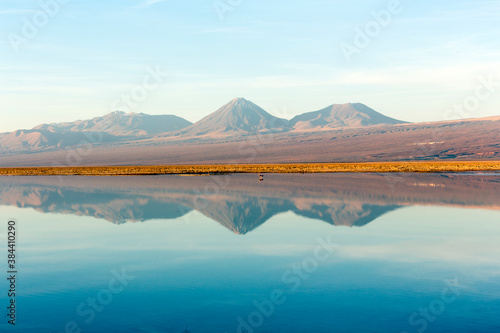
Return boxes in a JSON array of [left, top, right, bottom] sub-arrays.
[[0, 9, 35, 15], [195, 27, 247, 34], [133, 0, 169, 8]]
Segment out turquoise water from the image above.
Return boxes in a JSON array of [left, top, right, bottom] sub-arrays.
[[0, 174, 499, 332]]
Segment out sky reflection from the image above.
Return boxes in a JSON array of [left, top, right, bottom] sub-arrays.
[[0, 174, 499, 332]]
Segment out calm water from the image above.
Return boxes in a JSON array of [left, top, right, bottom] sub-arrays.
[[0, 173, 499, 333]]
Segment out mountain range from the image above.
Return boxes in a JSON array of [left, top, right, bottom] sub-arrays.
[[0, 98, 498, 167]]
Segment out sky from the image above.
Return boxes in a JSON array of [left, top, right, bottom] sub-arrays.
[[1, 0, 500, 133]]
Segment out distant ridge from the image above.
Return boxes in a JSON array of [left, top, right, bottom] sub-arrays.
[[290, 103, 405, 131], [0, 129, 120, 153], [0, 112, 192, 153], [34, 111, 192, 136]]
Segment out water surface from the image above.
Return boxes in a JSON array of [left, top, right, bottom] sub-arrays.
[[0, 173, 499, 332]]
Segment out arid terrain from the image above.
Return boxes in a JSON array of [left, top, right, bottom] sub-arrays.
[[0, 98, 499, 167], [1, 161, 500, 176]]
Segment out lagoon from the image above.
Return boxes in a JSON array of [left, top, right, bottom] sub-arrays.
[[0, 173, 499, 332]]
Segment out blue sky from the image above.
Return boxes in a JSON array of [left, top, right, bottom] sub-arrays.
[[1, 0, 500, 132]]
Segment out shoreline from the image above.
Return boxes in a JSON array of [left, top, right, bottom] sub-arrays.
[[0, 161, 500, 176]]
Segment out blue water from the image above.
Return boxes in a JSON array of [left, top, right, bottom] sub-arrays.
[[0, 174, 499, 332]]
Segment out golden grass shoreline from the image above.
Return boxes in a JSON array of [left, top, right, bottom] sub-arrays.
[[0, 161, 500, 176]]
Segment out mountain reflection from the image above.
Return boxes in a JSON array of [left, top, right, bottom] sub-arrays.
[[0, 173, 498, 234]]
